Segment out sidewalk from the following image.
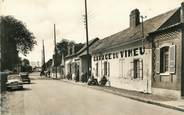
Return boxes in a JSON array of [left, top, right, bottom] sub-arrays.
[[61, 79, 184, 112]]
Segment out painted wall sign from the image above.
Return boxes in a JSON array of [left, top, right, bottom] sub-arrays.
[[93, 47, 145, 61]]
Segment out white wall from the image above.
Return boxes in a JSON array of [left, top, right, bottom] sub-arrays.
[[65, 58, 75, 75], [92, 46, 152, 93]]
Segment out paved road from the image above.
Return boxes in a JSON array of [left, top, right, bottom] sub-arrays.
[[4, 72, 184, 115]]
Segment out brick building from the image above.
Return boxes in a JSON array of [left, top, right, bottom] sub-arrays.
[[150, 3, 184, 98]]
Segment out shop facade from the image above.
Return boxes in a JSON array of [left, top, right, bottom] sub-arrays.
[[92, 41, 152, 93], [92, 5, 184, 97]]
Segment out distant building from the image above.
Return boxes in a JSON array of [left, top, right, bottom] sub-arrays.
[[65, 38, 99, 82], [51, 42, 84, 78]]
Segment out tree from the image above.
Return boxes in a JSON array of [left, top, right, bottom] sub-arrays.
[[56, 39, 70, 57], [46, 59, 52, 68], [1, 16, 36, 55], [0, 16, 36, 71], [22, 58, 30, 66], [56, 39, 84, 57]]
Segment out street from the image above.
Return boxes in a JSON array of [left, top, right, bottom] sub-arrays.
[[3, 73, 184, 115]]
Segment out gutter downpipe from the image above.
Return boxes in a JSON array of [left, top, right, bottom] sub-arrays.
[[180, 2, 184, 98]]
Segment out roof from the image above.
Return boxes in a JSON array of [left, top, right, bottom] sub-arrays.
[[79, 39, 102, 57], [92, 8, 179, 54], [65, 38, 99, 59], [77, 37, 99, 55]]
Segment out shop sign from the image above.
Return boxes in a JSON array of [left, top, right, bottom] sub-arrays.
[[93, 47, 145, 61]]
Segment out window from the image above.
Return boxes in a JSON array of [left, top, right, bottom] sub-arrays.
[[160, 46, 169, 73], [108, 62, 110, 76], [96, 63, 98, 77], [119, 59, 125, 77], [156, 45, 175, 74], [104, 61, 110, 76], [104, 61, 107, 76], [133, 59, 143, 79]]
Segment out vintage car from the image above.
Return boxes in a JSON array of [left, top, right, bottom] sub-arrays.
[[6, 79, 23, 91], [19, 72, 31, 84]]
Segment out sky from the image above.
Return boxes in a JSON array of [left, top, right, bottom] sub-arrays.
[[1, 0, 183, 64]]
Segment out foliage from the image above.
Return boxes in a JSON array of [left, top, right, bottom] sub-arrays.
[[56, 39, 70, 57], [20, 58, 32, 72], [46, 59, 53, 68], [0, 16, 36, 71], [56, 39, 84, 57], [75, 43, 84, 53], [22, 58, 30, 66], [1, 16, 37, 55]]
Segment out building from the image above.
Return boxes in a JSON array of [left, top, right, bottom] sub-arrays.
[[92, 9, 153, 93], [91, 3, 184, 98], [65, 38, 99, 82], [64, 42, 84, 80], [150, 3, 184, 98]]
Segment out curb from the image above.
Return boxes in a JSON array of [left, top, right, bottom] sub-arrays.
[[61, 80, 184, 112], [93, 87, 184, 112]]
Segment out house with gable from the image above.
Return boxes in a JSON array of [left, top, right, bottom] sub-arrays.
[[91, 3, 184, 98], [65, 38, 99, 82]]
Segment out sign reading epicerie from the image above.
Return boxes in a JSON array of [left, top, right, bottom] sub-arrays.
[[93, 47, 145, 61]]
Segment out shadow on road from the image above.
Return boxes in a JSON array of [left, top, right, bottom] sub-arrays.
[[21, 87, 32, 91], [7, 88, 32, 92], [22, 82, 36, 85]]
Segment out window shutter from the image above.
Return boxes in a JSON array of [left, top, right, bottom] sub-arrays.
[[108, 62, 110, 77], [156, 48, 160, 73], [139, 59, 143, 79], [103, 61, 109, 76], [130, 60, 134, 79], [169, 45, 176, 73], [119, 60, 123, 77], [96, 63, 98, 77]]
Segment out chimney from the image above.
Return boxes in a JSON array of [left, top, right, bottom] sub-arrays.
[[181, 2, 184, 23], [130, 9, 140, 28]]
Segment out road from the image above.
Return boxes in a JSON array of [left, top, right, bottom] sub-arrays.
[[4, 72, 184, 115]]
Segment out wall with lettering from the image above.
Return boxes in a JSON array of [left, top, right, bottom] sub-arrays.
[[91, 46, 152, 93], [93, 47, 145, 61]]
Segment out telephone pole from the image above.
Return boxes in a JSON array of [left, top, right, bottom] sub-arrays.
[[141, 15, 148, 93], [140, 16, 146, 45], [42, 40, 45, 67], [84, 0, 90, 80], [54, 24, 57, 79]]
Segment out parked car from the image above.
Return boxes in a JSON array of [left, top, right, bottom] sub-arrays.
[[4, 69, 13, 74], [19, 72, 31, 84], [6, 79, 23, 91]]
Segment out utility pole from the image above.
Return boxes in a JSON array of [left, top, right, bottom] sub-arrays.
[[84, 0, 90, 80], [54, 24, 57, 79], [141, 16, 144, 45], [141, 15, 148, 93], [42, 40, 45, 68]]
